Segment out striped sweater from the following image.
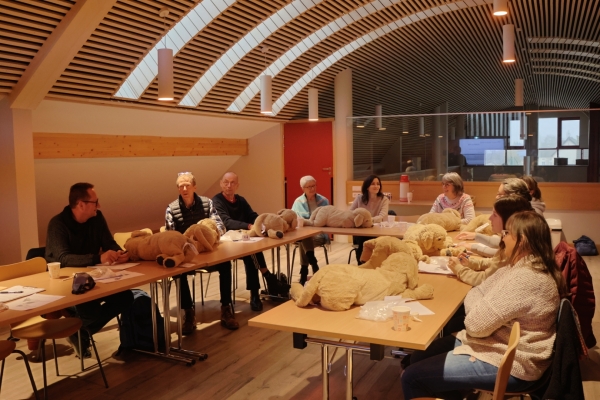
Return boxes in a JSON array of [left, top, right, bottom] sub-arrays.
[[429, 193, 475, 224]]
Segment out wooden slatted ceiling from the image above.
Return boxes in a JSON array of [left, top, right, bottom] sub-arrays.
[[0, 0, 599, 123]]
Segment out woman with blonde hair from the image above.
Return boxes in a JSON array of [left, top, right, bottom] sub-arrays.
[[429, 172, 475, 224], [522, 175, 545, 215]]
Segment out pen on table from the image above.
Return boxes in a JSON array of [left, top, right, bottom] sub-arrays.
[[0, 291, 23, 294]]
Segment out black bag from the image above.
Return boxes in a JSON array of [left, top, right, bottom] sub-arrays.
[[72, 273, 95, 294], [573, 235, 598, 256], [119, 289, 166, 352]]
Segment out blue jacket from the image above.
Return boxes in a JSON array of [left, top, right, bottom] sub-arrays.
[[292, 193, 329, 219]]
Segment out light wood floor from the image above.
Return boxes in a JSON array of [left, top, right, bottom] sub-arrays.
[[2, 242, 599, 400]]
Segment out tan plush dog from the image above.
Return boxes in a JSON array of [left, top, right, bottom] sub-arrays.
[[403, 223, 455, 260], [417, 209, 462, 232], [124, 230, 198, 268], [461, 214, 493, 236], [303, 206, 373, 228], [249, 209, 297, 239], [290, 252, 434, 311], [359, 236, 424, 268], [183, 218, 220, 252]]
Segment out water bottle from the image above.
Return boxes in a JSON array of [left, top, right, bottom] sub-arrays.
[[399, 175, 410, 202]]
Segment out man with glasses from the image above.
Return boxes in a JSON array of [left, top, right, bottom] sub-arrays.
[[291, 175, 330, 285], [45, 182, 134, 358], [165, 172, 239, 333], [212, 172, 284, 312]]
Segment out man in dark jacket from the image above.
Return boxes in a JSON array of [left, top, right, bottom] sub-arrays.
[[45, 182, 134, 358]]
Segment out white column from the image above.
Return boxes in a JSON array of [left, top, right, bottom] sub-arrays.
[[0, 96, 39, 263], [333, 68, 352, 243]]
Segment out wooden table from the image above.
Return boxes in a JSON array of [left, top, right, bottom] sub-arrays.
[[249, 273, 471, 399]]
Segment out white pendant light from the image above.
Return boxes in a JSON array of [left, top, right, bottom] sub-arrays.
[[308, 88, 318, 121], [515, 78, 524, 107], [503, 24, 516, 63], [402, 118, 408, 134], [375, 104, 382, 130], [260, 75, 272, 114], [157, 8, 173, 101], [419, 116, 425, 137], [493, 0, 508, 16]]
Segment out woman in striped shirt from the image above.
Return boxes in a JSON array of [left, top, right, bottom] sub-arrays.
[[429, 172, 475, 224]]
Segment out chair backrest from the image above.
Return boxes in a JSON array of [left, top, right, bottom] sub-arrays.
[[492, 321, 521, 400], [0, 257, 47, 281], [114, 228, 153, 249], [159, 226, 166, 232]]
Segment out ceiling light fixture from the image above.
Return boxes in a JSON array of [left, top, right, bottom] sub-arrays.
[[402, 118, 408, 134], [503, 24, 516, 63], [375, 87, 385, 130], [356, 120, 365, 128], [308, 63, 318, 121], [157, 8, 174, 101], [493, 0, 508, 16], [260, 46, 272, 114]]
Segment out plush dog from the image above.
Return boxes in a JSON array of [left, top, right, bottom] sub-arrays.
[[249, 210, 296, 239], [124, 230, 198, 268], [417, 209, 462, 232], [403, 223, 455, 259], [290, 252, 434, 311], [359, 236, 424, 268], [183, 218, 220, 252], [303, 206, 373, 228], [460, 214, 493, 236], [276, 208, 298, 230]]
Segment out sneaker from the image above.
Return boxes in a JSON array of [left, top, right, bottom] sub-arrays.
[[66, 334, 91, 359], [220, 305, 239, 330]]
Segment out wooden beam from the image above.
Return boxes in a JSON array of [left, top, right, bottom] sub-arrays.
[[9, 0, 118, 110], [33, 132, 248, 158]]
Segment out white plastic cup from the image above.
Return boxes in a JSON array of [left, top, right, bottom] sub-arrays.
[[242, 232, 250, 241], [407, 192, 414, 203], [387, 215, 395, 224], [297, 218, 304, 228], [47, 262, 61, 279], [398, 222, 408, 232], [392, 306, 411, 331]]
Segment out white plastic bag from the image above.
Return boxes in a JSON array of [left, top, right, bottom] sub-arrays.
[[356, 300, 407, 321]]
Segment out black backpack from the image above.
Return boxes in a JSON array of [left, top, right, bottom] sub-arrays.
[[119, 289, 166, 352]]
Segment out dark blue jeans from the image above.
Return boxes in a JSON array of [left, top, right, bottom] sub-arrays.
[[402, 336, 536, 399]]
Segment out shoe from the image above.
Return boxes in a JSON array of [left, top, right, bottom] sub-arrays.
[[278, 273, 290, 297], [299, 265, 309, 286], [264, 271, 281, 296], [182, 307, 197, 335], [306, 252, 320, 273], [250, 291, 263, 311], [66, 333, 91, 359], [220, 305, 239, 330]]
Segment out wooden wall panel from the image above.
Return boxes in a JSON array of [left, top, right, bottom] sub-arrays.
[[33, 132, 248, 158], [347, 180, 600, 211]]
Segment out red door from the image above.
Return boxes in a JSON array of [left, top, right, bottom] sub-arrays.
[[283, 121, 333, 208]]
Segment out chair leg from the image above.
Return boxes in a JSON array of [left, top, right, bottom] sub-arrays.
[[323, 245, 329, 264], [41, 339, 47, 400], [78, 331, 84, 372], [204, 273, 211, 299], [348, 248, 356, 264], [116, 315, 121, 329], [13, 349, 39, 400], [199, 273, 205, 306], [291, 246, 297, 277], [191, 273, 196, 306], [231, 263, 236, 305], [0, 358, 4, 395], [52, 339, 59, 376], [89, 334, 108, 388]]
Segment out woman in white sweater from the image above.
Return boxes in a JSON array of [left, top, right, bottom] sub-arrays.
[[402, 211, 567, 399], [350, 174, 389, 264]]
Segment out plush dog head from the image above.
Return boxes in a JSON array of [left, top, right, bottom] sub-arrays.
[[460, 213, 493, 236], [403, 223, 450, 254], [183, 218, 220, 252], [277, 209, 298, 230], [417, 209, 462, 232], [353, 208, 374, 228]]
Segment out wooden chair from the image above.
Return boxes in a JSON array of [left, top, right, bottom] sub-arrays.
[[0, 340, 38, 399], [2, 258, 108, 399], [413, 321, 520, 400]]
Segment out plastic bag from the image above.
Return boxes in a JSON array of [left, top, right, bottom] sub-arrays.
[[356, 300, 407, 321], [574, 235, 598, 256]]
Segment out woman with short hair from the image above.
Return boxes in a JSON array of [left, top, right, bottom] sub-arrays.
[[429, 172, 475, 224]]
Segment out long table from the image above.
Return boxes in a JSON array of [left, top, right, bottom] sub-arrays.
[[249, 273, 471, 400]]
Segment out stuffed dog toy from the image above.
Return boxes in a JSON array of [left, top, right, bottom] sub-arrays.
[[183, 218, 220, 252], [417, 209, 462, 232], [290, 252, 434, 311], [460, 214, 493, 236], [125, 230, 198, 268], [249, 209, 297, 239], [359, 236, 424, 267], [303, 206, 373, 228], [403, 223, 457, 260]]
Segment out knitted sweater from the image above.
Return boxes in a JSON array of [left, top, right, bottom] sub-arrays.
[[454, 255, 505, 286], [429, 193, 475, 224], [350, 195, 389, 223], [454, 255, 560, 381]]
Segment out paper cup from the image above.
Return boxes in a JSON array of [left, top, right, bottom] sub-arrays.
[[47, 262, 61, 279], [387, 215, 395, 224], [392, 306, 411, 331], [297, 218, 304, 228], [407, 192, 413, 203]]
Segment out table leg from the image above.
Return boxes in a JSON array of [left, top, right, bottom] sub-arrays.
[[322, 344, 329, 400], [161, 278, 171, 356], [150, 282, 158, 353], [345, 349, 353, 400], [174, 277, 182, 349], [285, 243, 291, 285]]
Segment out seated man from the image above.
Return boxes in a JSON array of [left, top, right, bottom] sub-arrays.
[[212, 172, 281, 312], [291, 175, 330, 285], [165, 172, 238, 333], [45, 182, 134, 358]]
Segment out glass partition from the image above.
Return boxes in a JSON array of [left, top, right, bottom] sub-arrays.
[[349, 109, 593, 183]]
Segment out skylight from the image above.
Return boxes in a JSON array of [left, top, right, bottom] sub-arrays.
[[178, 0, 322, 107], [114, 0, 234, 99]]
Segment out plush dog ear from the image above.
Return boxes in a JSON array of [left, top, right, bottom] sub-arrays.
[[422, 229, 434, 250]]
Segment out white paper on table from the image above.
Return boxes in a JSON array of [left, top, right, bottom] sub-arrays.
[[94, 270, 144, 283], [221, 237, 264, 243], [401, 301, 435, 316], [178, 262, 196, 268], [93, 262, 139, 270], [7, 294, 64, 311], [0, 286, 45, 303], [418, 260, 455, 275]]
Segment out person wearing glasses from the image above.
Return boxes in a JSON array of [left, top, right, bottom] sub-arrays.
[[45, 182, 134, 358], [291, 175, 330, 285], [165, 172, 239, 333], [212, 172, 284, 312], [429, 172, 475, 224]]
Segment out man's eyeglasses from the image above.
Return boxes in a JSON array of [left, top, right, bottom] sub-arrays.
[[501, 230, 510, 238], [82, 199, 99, 206]]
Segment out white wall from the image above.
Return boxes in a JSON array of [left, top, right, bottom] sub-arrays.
[[32, 100, 283, 245]]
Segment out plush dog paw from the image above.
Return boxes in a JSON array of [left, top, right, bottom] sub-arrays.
[[156, 256, 164, 266], [276, 231, 283, 239], [164, 258, 176, 268]]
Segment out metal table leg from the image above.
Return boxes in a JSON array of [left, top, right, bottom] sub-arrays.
[[322, 344, 329, 400], [170, 276, 208, 361], [346, 349, 353, 400]]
